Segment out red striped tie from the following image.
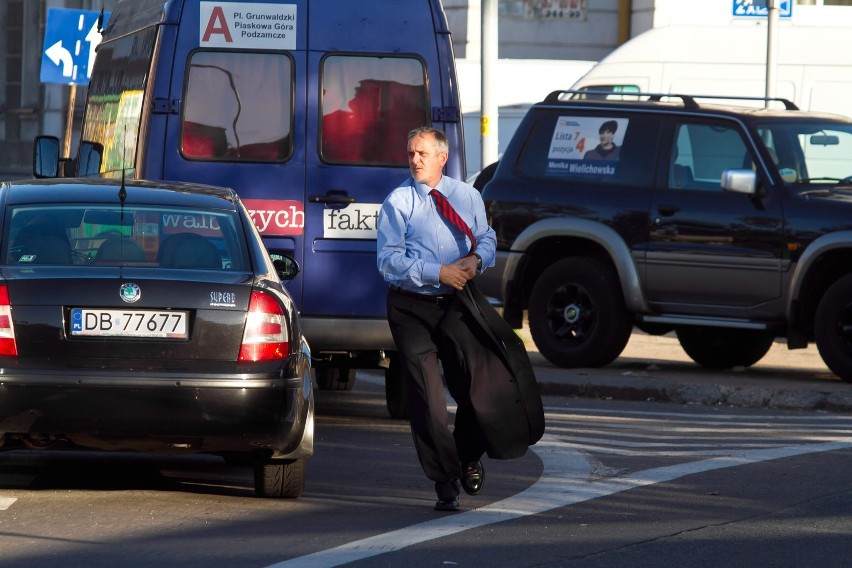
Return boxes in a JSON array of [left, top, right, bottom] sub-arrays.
[[429, 189, 477, 256]]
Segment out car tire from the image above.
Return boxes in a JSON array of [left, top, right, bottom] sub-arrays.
[[315, 366, 356, 391], [384, 353, 409, 419], [676, 326, 774, 369], [528, 257, 633, 368], [254, 458, 306, 498], [814, 274, 852, 382]]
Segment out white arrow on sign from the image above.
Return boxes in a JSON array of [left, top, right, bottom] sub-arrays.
[[84, 18, 102, 79], [45, 40, 74, 78]]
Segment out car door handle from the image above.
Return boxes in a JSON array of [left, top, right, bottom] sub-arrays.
[[656, 204, 680, 216], [308, 193, 356, 205]]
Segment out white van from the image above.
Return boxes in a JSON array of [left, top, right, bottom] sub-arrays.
[[570, 24, 852, 117]]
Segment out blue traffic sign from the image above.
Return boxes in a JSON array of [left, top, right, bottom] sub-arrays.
[[732, 0, 792, 18], [40, 8, 110, 85]]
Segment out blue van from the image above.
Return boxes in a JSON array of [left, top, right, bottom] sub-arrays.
[[35, 0, 465, 417]]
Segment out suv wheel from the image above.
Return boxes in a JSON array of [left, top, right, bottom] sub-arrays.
[[815, 274, 852, 382], [676, 327, 774, 369], [528, 257, 632, 368]]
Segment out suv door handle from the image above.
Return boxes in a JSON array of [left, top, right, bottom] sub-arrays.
[[656, 204, 680, 216], [309, 194, 357, 205]]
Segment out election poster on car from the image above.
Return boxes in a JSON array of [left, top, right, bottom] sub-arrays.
[[547, 116, 628, 176]]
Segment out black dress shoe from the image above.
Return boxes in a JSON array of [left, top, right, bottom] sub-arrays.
[[460, 460, 484, 495], [434, 496, 459, 511]]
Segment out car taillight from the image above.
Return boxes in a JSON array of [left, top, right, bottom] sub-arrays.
[[239, 290, 289, 361], [0, 285, 18, 356]]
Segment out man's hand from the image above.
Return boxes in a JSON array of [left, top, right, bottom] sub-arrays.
[[440, 256, 478, 291]]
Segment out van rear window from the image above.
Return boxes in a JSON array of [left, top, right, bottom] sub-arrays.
[[182, 51, 294, 162], [320, 55, 429, 166]]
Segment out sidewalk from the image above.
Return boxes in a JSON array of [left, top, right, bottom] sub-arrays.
[[523, 327, 852, 413]]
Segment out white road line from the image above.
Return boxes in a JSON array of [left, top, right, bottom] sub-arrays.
[[265, 435, 852, 568], [0, 497, 17, 511]]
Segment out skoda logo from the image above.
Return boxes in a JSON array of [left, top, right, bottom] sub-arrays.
[[120, 283, 141, 304]]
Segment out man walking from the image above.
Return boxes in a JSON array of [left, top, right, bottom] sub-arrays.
[[377, 126, 497, 511]]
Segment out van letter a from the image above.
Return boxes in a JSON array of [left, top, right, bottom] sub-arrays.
[[202, 6, 233, 43]]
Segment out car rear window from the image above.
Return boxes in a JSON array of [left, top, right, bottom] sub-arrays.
[[3, 205, 248, 270]]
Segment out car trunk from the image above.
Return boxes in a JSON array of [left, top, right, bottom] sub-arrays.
[[2, 267, 253, 362]]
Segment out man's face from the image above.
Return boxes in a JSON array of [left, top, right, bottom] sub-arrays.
[[408, 133, 448, 188]]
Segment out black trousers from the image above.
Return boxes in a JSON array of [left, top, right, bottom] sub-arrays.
[[386, 287, 485, 500]]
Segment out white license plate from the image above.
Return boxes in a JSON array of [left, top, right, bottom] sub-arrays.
[[70, 309, 188, 339]]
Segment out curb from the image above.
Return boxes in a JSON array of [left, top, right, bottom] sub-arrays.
[[538, 378, 852, 413]]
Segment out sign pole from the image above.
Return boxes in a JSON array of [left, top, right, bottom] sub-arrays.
[[63, 84, 77, 159], [765, 0, 779, 107], [480, 0, 498, 170]]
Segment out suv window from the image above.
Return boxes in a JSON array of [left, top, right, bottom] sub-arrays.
[[670, 121, 754, 191], [182, 51, 294, 162], [516, 112, 660, 186], [320, 55, 429, 165], [757, 122, 852, 183]]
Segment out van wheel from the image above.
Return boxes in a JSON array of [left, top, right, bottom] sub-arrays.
[[254, 458, 306, 498], [315, 366, 355, 391], [528, 257, 632, 368], [815, 274, 852, 382], [676, 327, 774, 369], [384, 354, 409, 419]]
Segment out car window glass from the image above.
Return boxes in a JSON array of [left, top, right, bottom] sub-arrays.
[[320, 55, 429, 165], [182, 51, 293, 162], [669, 122, 753, 191], [80, 28, 157, 174], [758, 122, 852, 183], [516, 112, 659, 186], [3, 205, 248, 270]]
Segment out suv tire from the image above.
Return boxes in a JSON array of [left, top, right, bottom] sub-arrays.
[[815, 274, 852, 383], [528, 257, 633, 368], [675, 326, 774, 369]]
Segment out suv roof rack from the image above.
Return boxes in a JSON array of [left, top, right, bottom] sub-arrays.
[[543, 90, 799, 111]]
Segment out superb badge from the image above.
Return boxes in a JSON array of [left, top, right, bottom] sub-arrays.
[[120, 283, 141, 303]]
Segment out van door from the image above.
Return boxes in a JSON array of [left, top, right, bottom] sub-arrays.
[[161, 0, 309, 289], [300, 2, 439, 336]]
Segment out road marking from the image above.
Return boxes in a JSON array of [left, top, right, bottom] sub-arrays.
[[0, 497, 17, 510], [265, 434, 852, 568]]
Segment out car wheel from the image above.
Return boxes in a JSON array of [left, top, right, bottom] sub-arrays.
[[528, 257, 633, 368], [315, 366, 355, 391], [676, 327, 774, 369], [384, 353, 409, 419], [815, 274, 852, 382], [254, 458, 306, 498]]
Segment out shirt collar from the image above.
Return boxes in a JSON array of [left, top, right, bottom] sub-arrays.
[[414, 176, 444, 200]]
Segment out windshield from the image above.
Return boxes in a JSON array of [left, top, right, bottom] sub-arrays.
[[756, 121, 852, 185]]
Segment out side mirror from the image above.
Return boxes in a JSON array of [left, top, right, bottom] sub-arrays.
[[33, 136, 61, 178], [78, 142, 104, 176], [271, 255, 300, 281], [721, 169, 758, 195]]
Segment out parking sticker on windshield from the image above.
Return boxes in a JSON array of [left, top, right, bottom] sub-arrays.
[[547, 116, 628, 176]]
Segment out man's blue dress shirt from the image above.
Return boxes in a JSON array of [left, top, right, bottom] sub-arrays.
[[377, 175, 496, 296]]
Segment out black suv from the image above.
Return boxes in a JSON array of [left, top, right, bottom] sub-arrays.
[[479, 91, 852, 382]]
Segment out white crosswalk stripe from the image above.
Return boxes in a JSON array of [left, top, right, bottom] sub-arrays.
[[544, 406, 852, 457]]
